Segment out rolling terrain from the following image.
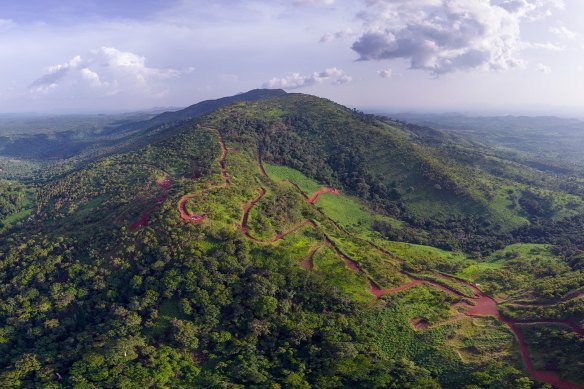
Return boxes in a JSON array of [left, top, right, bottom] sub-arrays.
[[0, 91, 582, 388]]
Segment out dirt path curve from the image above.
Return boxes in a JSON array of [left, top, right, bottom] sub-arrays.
[[239, 187, 316, 243], [307, 187, 340, 204], [302, 242, 325, 270], [177, 127, 583, 389], [437, 274, 584, 389], [131, 176, 174, 230], [178, 128, 230, 224], [505, 320, 583, 389]]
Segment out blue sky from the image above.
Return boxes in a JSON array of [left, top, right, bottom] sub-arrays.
[[1, 0, 583, 114]]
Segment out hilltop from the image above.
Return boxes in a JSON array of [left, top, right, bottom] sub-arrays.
[[0, 91, 583, 388]]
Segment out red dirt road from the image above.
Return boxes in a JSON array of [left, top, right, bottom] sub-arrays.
[[178, 128, 230, 225], [175, 127, 583, 389], [307, 187, 340, 204], [505, 320, 583, 389], [131, 177, 174, 230]]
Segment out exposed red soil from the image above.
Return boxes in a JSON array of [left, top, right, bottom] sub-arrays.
[[131, 211, 152, 230], [307, 187, 340, 204], [323, 238, 363, 273], [506, 321, 583, 389], [445, 276, 583, 389], [240, 188, 267, 235], [301, 243, 324, 270], [131, 177, 173, 230], [370, 280, 425, 298], [173, 127, 583, 389]]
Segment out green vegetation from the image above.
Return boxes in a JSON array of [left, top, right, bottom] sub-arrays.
[[1, 91, 583, 388], [264, 163, 324, 193], [265, 162, 403, 235], [520, 324, 584, 385], [312, 246, 372, 302], [0, 181, 34, 231]]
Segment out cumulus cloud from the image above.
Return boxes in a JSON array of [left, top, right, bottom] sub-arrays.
[[536, 63, 552, 74], [351, 0, 564, 75], [263, 67, 351, 89], [377, 68, 393, 78], [28, 47, 183, 98]]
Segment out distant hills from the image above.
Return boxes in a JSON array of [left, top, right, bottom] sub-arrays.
[[388, 112, 584, 169]]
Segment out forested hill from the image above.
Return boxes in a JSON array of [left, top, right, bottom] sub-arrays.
[[0, 89, 287, 163], [0, 91, 583, 388], [111, 88, 288, 134]]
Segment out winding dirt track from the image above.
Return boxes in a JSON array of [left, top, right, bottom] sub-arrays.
[[175, 127, 583, 389], [302, 242, 324, 270], [131, 177, 173, 230], [307, 187, 340, 204], [177, 128, 230, 225]]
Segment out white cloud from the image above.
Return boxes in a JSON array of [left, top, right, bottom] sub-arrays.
[[320, 28, 355, 43], [523, 41, 564, 51], [351, 0, 564, 75], [549, 25, 576, 40], [263, 67, 351, 89], [28, 47, 183, 98], [377, 68, 393, 78], [536, 63, 552, 74]]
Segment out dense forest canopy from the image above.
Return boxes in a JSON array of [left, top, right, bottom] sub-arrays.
[[0, 91, 582, 388]]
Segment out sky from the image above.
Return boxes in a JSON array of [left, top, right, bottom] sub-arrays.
[[1, 0, 583, 115]]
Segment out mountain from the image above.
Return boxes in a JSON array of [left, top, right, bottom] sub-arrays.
[[1, 91, 583, 388], [124, 88, 288, 131], [0, 89, 287, 163]]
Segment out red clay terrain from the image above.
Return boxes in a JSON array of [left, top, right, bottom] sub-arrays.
[[301, 242, 324, 270], [307, 187, 339, 204], [175, 126, 583, 389], [131, 176, 173, 230]]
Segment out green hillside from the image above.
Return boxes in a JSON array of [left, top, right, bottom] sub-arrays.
[[0, 91, 583, 388]]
